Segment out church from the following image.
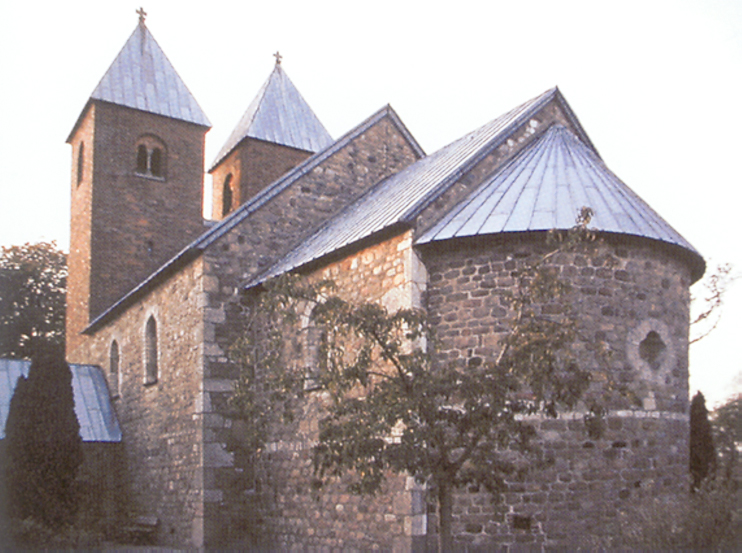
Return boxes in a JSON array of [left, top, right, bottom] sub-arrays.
[[61, 11, 704, 549]]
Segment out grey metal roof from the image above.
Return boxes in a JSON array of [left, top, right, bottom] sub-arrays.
[[87, 21, 210, 127], [250, 88, 566, 284], [418, 124, 702, 258], [210, 63, 334, 171], [0, 359, 122, 442]]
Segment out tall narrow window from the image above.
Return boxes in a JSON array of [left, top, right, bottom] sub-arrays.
[[136, 145, 148, 174], [145, 316, 158, 384], [77, 142, 85, 186], [222, 174, 234, 217], [110, 340, 120, 397], [150, 148, 162, 177]]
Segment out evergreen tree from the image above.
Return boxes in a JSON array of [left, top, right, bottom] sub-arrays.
[[689, 391, 716, 491], [4, 343, 83, 527]]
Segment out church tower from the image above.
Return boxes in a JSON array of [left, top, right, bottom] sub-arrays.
[[209, 54, 333, 220], [65, 10, 210, 358]]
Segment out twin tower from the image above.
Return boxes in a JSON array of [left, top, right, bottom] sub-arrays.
[[65, 16, 332, 355]]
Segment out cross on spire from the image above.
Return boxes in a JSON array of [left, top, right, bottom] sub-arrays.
[[137, 7, 147, 26], [273, 51, 283, 65]]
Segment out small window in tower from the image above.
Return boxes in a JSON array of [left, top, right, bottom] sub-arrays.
[[110, 340, 120, 397], [135, 136, 166, 179], [222, 174, 234, 217], [77, 142, 85, 186], [145, 316, 158, 385]]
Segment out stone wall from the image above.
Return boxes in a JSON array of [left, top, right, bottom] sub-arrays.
[[197, 110, 423, 546], [419, 232, 693, 548], [72, 258, 206, 547], [214, 231, 428, 550]]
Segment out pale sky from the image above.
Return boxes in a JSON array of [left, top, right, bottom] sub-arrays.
[[1, 0, 740, 407]]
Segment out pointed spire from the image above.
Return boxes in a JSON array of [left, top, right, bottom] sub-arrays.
[[85, 16, 210, 127], [210, 58, 333, 170]]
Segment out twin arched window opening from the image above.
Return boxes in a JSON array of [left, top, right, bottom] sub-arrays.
[[135, 136, 166, 179]]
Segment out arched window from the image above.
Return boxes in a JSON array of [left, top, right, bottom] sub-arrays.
[[222, 174, 234, 217], [135, 136, 166, 179], [77, 142, 85, 186], [145, 316, 158, 384], [110, 340, 120, 397]]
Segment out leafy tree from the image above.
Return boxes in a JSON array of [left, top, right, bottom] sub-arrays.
[[689, 391, 716, 491], [0, 242, 67, 358], [4, 343, 83, 529], [230, 214, 597, 551]]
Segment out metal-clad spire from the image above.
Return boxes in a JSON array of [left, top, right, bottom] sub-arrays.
[[210, 59, 333, 170], [86, 16, 210, 127]]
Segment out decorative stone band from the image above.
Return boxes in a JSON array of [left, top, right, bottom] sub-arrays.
[[263, 407, 687, 456], [515, 409, 688, 422]]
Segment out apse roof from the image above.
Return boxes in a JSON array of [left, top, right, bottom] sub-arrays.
[[69, 19, 209, 140], [210, 61, 334, 171], [418, 124, 701, 253], [0, 359, 122, 442]]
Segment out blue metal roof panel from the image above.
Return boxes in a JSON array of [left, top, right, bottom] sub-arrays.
[[210, 64, 333, 170], [0, 359, 121, 442], [418, 124, 701, 259], [251, 88, 562, 284], [89, 22, 210, 127]]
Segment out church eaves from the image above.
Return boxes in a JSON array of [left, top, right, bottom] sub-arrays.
[[210, 60, 334, 171], [68, 18, 210, 140], [252, 89, 703, 285]]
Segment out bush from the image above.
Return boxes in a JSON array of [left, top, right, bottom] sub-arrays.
[[614, 477, 740, 549]]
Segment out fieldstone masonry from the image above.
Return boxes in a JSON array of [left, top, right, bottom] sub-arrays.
[[420, 232, 693, 548]]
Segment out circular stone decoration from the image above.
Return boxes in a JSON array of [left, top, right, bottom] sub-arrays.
[[626, 319, 676, 384]]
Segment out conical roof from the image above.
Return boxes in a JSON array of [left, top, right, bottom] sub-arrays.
[[418, 124, 699, 250], [79, 19, 210, 129], [210, 62, 333, 171]]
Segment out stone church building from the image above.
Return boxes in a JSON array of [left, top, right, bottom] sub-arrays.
[[63, 13, 704, 550]]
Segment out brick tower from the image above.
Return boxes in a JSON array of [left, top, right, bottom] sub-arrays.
[[65, 12, 210, 358], [209, 54, 333, 220]]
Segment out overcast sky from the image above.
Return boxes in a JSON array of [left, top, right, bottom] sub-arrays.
[[1, 0, 740, 407]]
